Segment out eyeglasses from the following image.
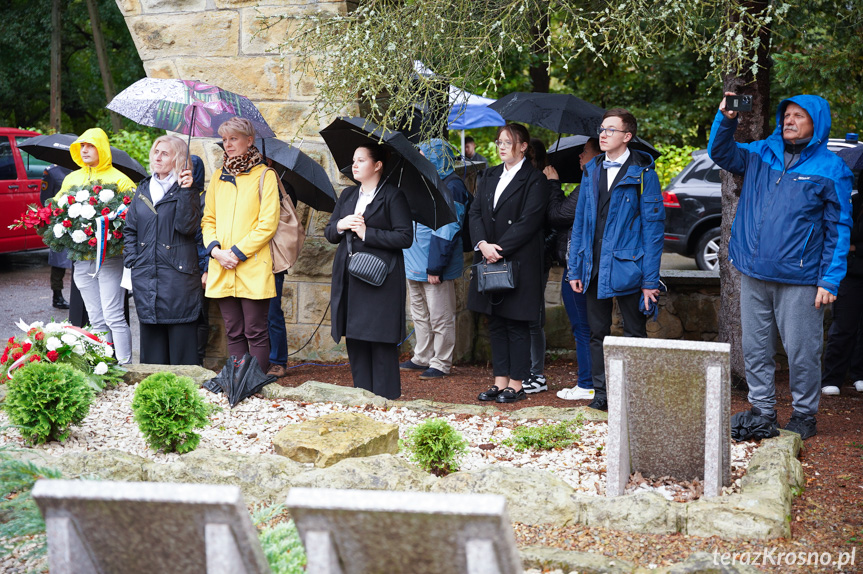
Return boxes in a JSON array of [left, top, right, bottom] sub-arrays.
[[597, 127, 628, 136], [494, 140, 514, 149]]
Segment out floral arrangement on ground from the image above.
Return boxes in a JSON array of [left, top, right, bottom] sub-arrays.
[[10, 181, 132, 261], [1, 320, 124, 391]]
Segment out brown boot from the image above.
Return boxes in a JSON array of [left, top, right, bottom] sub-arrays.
[[267, 364, 288, 378]]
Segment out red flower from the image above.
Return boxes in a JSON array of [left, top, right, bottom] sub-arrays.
[[7, 337, 14, 345], [113, 231, 123, 239], [88, 237, 98, 247], [53, 208, 64, 216], [29, 354, 40, 363], [84, 226, 94, 236], [101, 207, 111, 215], [46, 350, 59, 362], [62, 219, 73, 228], [34, 332, 44, 341], [22, 342, 32, 353], [93, 185, 103, 193], [11, 350, 23, 361], [1, 353, 7, 363], [67, 196, 76, 204], [88, 196, 98, 205], [120, 212, 127, 220], [123, 196, 131, 205]]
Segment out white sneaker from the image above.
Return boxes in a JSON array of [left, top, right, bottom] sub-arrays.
[[523, 374, 548, 394], [854, 380, 863, 393], [557, 387, 595, 400], [821, 385, 840, 396]]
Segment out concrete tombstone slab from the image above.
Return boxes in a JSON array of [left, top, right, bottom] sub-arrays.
[[31, 479, 270, 574], [604, 337, 730, 498], [287, 488, 523, 574]]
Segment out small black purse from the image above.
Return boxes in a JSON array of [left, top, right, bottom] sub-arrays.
[[346, 233, 391, 287], [476, 258, 518, 294]]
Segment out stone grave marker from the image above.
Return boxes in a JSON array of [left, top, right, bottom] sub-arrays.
[[287, 487, 523, 574], [32, 479, 270, 574], [604, 336, 730, 498]]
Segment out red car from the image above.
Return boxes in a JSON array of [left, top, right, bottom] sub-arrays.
[[0, 128, 51, 254]]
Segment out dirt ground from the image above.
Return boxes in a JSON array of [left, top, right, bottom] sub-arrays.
[[276, 357, 863, 573]]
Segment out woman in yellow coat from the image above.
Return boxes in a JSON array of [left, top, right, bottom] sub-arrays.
[[201, 118, 280, 371]]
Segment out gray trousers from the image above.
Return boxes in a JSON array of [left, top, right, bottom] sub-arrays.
[[74, 257, 132, 364], [740, 275, 823, 417]]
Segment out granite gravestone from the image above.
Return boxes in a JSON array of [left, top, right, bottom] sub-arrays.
[[286, 488, 523, 574], [604, 336, 731, 498], [31, 479, 271, 574]]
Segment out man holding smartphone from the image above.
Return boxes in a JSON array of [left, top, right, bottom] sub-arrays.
[[709, 93, 853, 440]]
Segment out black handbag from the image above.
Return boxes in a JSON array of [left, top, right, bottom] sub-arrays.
[[346, 233, 391, 287], [476, 258, 518, 294]]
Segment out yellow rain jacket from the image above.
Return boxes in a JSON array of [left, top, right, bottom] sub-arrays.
[[201, 163, 279, 300], [56, 128, 136, 197]]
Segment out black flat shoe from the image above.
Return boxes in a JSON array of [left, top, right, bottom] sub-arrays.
[[52, 291, 70, 310], [495, 387, 526, 403], [588, 398, 608, 411], [478, 386, 504, 401]]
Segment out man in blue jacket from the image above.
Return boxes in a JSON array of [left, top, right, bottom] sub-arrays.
[[400, 139, 469, 379], [568, 108, 665, 412], [709, 93, 853, 440]]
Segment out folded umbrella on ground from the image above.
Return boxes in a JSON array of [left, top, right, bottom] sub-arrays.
[[548, 135, 662, 184], [203, 353, 276, 408], [18, 133, 148, 182], [320, 116, 456, 230]]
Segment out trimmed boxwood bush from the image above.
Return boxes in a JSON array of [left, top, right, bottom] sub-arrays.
[[131, 372, 216, 454], [3, 362, 94, 444]]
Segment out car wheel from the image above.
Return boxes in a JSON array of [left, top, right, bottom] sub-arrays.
[[695, 227, 721, 271]]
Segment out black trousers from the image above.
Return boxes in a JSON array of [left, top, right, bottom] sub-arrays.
[[487, 315, 531, 382], [196, 297, 210, 366], [139, 322, 199, 365], [585, 282, 647, 400], [68, 274, 89, 328], [346, 338, 401, 399], [50, 266, 66, 291], [822, 276, 863, 388]]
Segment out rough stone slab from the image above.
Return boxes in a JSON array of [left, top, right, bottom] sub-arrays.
[[289, 454, 437, 492], [509, 405, 608, 423], [123, 363, 218, 387], [129, 12, 239, 60], [32, 479, 270, 574], [273, 412, 398, 468], [656, 551, 765, 573], [520, 546, 635, 573], [145, 448, 306, 505], [604, 337, 730, 497], [287, 488, 523, 574], [49, 449, 151, 483], [432, 466, 577, 527], [261, 380, 389, 407], [399, 399, 499, 417], [685, 493, 789, 540], [579, 491, 683, 535]]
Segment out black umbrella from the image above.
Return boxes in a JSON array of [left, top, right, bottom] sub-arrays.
[[488, 92, 606, 137], [548, 135, 662, 183], [217, 138, 337, 212], [837, 144, 863, 171], [18, 133, 148, 182], [320, 117, 456, 230], [203, 353, 276, 407]]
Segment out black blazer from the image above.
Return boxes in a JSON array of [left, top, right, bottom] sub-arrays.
[[467, 161, 550, 320], [324, 182, 413, 344]]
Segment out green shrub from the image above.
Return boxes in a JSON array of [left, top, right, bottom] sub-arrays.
[[503, 418, 584, 452], [654, 144, 700, 188], [108, 129, 159, 168], [131, 372, 216, 454], [253, 504, 306, 574], [402, 418, 467, 476], [3, 363, 94, 444]]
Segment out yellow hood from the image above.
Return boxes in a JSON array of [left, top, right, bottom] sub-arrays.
[[70, 128, 113, 171]]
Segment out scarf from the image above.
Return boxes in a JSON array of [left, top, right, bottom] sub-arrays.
[[148, 172, 176, 205], [222, 145, 265, 176]]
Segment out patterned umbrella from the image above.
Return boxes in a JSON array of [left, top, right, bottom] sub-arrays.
[[107, 78, 275, 138]]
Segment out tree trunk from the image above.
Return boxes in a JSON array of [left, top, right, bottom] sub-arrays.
[[719, 0, 772, 386], [529, 12, 550, 93], [49, 0, 62, 132], [85, 0, 122, 132]]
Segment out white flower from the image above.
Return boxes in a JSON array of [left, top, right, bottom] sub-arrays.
[[52, 223, 66, 238], [103, 344, 114, 358], [72, 344, 85, 355], [43, 323, 64, 333], [94, 362, 108, 375], [75, 190, 90, 203], [98, 189, 115, 203], [79, 204, 96, 220], [71, 230, 87, 243], [68, 203, 82, 218], [46, 337, 62, 351], [30, 321, 44, 329], [61, 333, 79, 346]]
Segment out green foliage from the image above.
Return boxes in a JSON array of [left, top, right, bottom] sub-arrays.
[[3, 363, 94, 444], [402, 418, 468, 476], [253, 505, 307, 574], [503, 418, 583, 452], [654, 145, 701, 189], [108, 129, 160, 168], [131, 373, 217, 454]]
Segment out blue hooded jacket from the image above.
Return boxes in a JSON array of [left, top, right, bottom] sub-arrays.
[[707, 95, 853, 294], [404, 140, 469, 281]]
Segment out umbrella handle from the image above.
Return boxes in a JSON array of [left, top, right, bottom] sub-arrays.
[[185, 105, 197, 171]]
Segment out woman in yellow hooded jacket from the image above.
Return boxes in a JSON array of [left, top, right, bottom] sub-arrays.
[[201, 118, 280, 371], [57, 128, 136, 363]]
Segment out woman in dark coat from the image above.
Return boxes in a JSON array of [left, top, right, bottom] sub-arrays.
[[469, 123, 550, 403], [324, 143, 413, 399], [124, 135, 201, 364]]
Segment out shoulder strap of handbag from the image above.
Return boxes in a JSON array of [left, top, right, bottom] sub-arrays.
[[258, 166, 289, 205]]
